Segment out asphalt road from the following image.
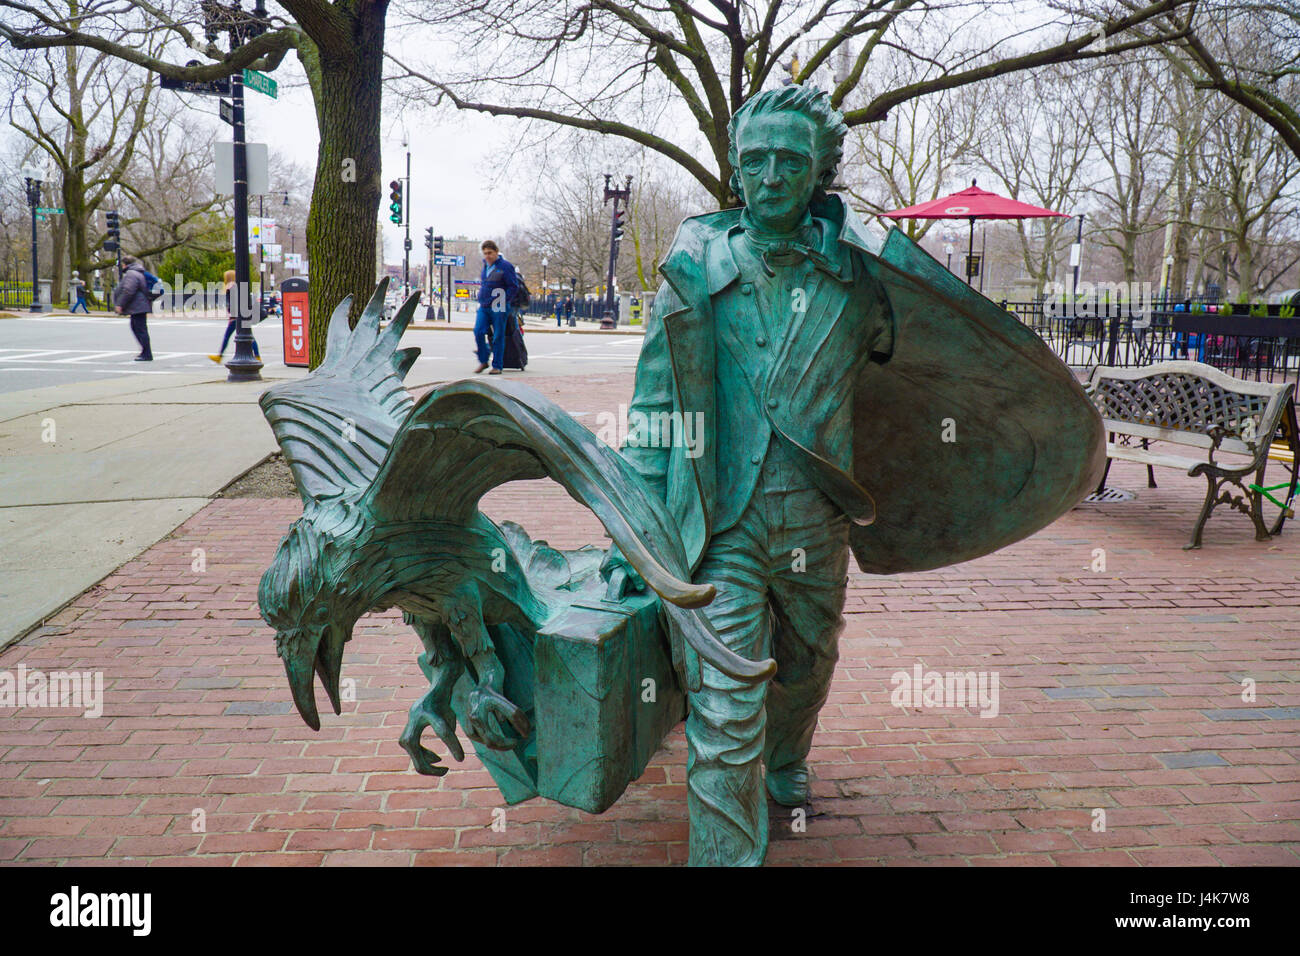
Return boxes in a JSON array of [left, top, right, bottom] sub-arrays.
[[0, 310, 643, 394]]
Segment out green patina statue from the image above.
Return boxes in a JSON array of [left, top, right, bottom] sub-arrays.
[[258, 85, 1104, 866]]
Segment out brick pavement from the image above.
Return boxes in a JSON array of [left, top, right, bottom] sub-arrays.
[[1, 372, 1297, 866]]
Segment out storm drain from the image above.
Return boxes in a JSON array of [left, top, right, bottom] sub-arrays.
[[1083, 487, 1136, 503]]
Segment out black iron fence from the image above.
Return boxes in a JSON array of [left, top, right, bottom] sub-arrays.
[[1003, 297, 1300, 383], [0, 282, 34, 309], [523, 294, 612, 323]]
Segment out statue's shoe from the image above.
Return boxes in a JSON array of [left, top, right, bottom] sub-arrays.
[[765, 760, 809, 806]]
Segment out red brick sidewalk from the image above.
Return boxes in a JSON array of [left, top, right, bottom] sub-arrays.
[[1, 373, 1297, 866]]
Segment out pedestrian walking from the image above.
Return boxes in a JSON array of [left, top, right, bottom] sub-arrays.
[[564, 296, 574, 326], [69, 272, 89, 313], [112, 255, 154, 361], [210, 269, 260, 363], [554, 297, 564, 327], [473, 240, 522, 375]]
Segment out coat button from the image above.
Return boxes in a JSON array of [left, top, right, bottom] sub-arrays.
[[751, 454, 762, 464], [741, 283, 753, 295], [767, 398, 778, 409], [755, 336, 767, 347]]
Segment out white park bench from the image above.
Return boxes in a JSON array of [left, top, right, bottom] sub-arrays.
[[1086, 361, 1299, 549]]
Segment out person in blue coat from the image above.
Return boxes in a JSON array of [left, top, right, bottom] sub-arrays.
[[474, 240, 522, 374]]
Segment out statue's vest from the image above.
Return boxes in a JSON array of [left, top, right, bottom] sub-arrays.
[[707, 224, 893, 534]]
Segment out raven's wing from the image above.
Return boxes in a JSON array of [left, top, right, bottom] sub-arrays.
[[259, 278, 421, 505], [360, 377, 775, 687]]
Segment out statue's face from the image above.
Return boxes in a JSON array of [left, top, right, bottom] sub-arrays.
[[735, 112, 819, 232]]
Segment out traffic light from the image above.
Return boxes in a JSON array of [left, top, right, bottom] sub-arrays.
[[612, 207, 627, 242], [424, 227, 433, 249], [104, 210, 121, 252], [434, 235, 444, 255], [389, 180, 403, 225]]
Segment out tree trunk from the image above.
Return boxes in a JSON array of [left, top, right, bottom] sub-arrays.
[[299, 6, 387, 369], [51, 216, 67, 304]]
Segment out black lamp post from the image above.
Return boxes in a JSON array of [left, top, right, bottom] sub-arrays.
[[204, 0, 269, 382], [601, 174, 632, 329], [22, 167, 42, 313]]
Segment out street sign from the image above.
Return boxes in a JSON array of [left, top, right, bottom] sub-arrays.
[[36, 207, 65, 215], [161, 73, 232, 96], [35, 214, 47, 222], [434, 254, 466, 267], [219, 99, 234, 126], [243, 69, 277, 99], [215, 142, 269, 194]]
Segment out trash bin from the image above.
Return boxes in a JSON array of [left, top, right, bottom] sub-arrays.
[[281, 277, 309, 367]]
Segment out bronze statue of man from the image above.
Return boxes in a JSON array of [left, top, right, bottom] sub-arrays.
[[615, 86, 891, 865], [614, 85, 1104, 866]]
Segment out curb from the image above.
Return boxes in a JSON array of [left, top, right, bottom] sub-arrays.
[[408, 322, 645, 336]]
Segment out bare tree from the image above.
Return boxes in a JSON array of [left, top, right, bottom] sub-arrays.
[[2, 0, 392, 366], [840, 52, 982, 239], [972, 65, 1091, 288], [121, 111, 227, 268], [1081, 52, 1174, 284], [1193, 100, 1300, 299], [393, 0, 1194, 208], [1112, 0, 1300, 163]]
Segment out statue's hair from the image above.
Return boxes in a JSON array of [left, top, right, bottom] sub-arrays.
[[727, 85, 848, 204]]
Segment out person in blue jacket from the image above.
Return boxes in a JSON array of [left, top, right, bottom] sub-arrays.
[[474, 240, 522, 374]]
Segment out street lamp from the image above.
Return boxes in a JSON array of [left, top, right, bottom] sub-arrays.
[[541, 256, 548, 300], [21, 165, 42, 313], [944, 243, 954, 273], [256, 190, 290, 288], [203, 0, 269, 383]]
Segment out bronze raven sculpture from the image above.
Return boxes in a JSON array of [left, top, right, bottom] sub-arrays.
[[258, 280, 772, 784]]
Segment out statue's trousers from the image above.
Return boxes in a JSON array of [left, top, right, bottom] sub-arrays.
[[686, 440, 850, 866]]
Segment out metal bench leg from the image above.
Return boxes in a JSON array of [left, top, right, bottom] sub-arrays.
[[1248, 480, 1272, 541], [1141, 438, 1157, 488], [1094, 452, 1114, 496], [1186, 473, 1217, 550]]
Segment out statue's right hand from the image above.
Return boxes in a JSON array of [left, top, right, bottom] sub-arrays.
[[600, 544, 646, 600]]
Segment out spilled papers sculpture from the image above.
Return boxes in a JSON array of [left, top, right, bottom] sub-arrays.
[[259, 85, 1105, 866]]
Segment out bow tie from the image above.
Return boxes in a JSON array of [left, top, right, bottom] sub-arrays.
[[747, 235, 835, 277]]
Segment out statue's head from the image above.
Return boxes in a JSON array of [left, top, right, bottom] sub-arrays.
[[259, 516, 359, 731], [727, 85, 847, 231]]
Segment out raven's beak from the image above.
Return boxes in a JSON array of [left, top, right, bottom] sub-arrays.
[[277, 623, 347, 730]]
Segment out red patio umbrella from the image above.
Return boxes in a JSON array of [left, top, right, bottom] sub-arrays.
[[883, 180, 1069, 285]]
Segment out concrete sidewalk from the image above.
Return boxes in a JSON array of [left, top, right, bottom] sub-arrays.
[[0, 370, 301, 650]]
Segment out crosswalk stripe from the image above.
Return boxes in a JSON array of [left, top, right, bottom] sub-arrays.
[[50, 351, 135, 363], [0, 350, 67, 362]]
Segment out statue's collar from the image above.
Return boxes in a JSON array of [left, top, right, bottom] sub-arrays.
[[703, 196, 860, 295], [660, 194, 886, 302], [735, 208, 817, 250]]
